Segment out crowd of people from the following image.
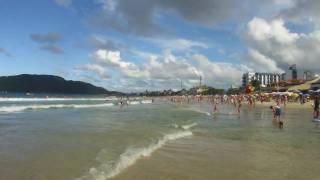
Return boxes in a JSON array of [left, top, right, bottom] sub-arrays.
[[168, 92, 320, 129]]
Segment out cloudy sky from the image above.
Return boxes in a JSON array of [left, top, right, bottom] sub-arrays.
[[0, 0, 319, 92]]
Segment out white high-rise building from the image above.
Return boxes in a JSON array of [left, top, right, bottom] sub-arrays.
[[242, 72, 282, 88]]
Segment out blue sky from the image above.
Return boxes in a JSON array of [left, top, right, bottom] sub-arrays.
[[0, 0, 319, 92]]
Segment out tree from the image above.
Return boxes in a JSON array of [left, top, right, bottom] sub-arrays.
[[250, 80, 261, 92]]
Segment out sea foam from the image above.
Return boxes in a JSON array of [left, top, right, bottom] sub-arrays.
[[0, 103, 114, 113], [181, 123, 197, 130], [81, 131, 192, 180], [0, 97, 116, 102], [173, 123, 198, 130], [188, 108, 211, 116]]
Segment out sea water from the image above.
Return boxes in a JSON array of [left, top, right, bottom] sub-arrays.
[[0, 96, 320, 180]]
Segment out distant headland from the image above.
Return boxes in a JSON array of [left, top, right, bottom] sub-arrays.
[[0, 74, 121, 95]]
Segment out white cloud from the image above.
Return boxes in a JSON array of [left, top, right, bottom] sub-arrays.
[[245, 17, 320, 72], [93, 49, 148, 78], [193, 54, 251, 87], [148, 38, 208, 52], [247, 18, 298, 44], [247, 49, 283, 73], [77, 64, 109, 79], [78, 48, 251, 91]]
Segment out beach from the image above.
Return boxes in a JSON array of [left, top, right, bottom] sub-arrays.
[[0, 97, 319, 180]]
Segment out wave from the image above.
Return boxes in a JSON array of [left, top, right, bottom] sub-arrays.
[[188, 108, 211, 116], [0, 97, 117, 102], [0, 103, 114, 113], [81, 131, 192, 180], [141, 100, 153, 104], [181, 123, 197, 130], [128, 101, 140, 105], [172, 123, 198, 130]]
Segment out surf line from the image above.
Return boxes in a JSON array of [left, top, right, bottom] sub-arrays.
[[82, 131, 193, 180], [186, 108, 211, 117], [0, 103, 115, 113]]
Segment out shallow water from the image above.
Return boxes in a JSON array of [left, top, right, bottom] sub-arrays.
[[0, 98, 319, 180]]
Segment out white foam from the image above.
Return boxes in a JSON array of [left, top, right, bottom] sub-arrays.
[[188, 108, 211, 116], [82, 131, 192, 180], [0, 103, 114, 113], [128, 101, 140, 105], [141, 100, 153, 104], [181, 123, 197, 130], [0, 97, 116, 102]]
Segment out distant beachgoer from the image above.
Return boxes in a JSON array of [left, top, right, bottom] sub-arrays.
[[237, 99, 242, 114], [313, 95, 319, 119], [213, 102, 218, 114]]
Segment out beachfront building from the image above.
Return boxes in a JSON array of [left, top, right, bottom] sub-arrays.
[[242, 72, 282, 88]]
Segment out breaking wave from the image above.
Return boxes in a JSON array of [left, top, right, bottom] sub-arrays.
[[0, 103, 114, 113], [80, 131, 192, 180], [188, 108, 211, 116], [172, 123, 198, 130], [181, 123, 197, 130], [0, 97, 116, 102]]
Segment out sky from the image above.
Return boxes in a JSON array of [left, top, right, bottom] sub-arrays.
[[0, 0, 320, 92]]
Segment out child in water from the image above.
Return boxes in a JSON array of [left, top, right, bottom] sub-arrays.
[[270, 105, 283, 129]]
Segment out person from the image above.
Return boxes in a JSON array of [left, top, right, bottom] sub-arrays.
[[275, 105, 283, 129], [270, 105, 283, 129], [270, 105, 276, 120], [213, 102, 218, 114], [313, 95, 319, 119], [237, 98, 242, 115]]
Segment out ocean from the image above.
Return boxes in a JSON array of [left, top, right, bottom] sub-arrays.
[[0, 96, 320, 180]]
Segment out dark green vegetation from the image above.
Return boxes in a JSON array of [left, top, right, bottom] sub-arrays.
[[0, 74, 120, 95], [136, 85, 226, 96]]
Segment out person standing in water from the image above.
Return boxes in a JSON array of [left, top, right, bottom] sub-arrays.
[[213, 102, 219, 114], [313, 95, 319, 119], [237, 97, 242, 115], [270, 104, 283, 129]]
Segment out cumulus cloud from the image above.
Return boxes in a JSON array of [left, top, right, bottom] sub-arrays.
[[193, 54, 251, 87], [245, 17, 320, 72], [247, 49, 283, 73], [0, 48, 11, 57], [76, 64, 109, 79], [77, 48, 251, 91], [93, 49, 147, 78]]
